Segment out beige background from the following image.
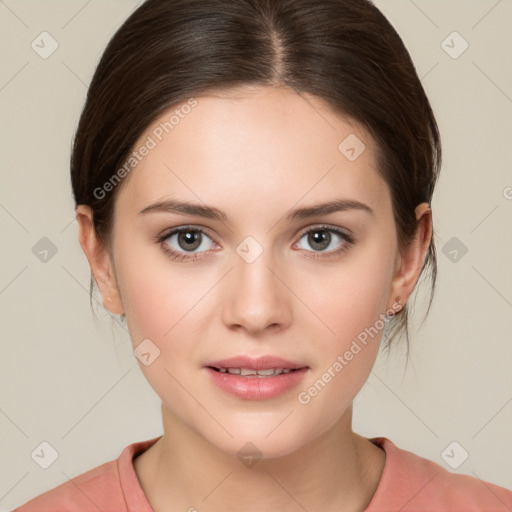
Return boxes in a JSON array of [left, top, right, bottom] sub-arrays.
[[1, 0, 511, 509]]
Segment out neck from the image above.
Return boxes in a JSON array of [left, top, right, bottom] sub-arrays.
[[134, 403, 386, 512]]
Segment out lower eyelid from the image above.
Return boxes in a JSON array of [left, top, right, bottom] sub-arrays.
[[295, 234, 351, 256], [160, 230, 215, 253]]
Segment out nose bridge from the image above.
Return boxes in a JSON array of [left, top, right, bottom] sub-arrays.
[[221, 235, 291, 334]]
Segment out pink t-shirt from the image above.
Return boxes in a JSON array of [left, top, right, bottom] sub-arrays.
[[12, 435, 512, 511]]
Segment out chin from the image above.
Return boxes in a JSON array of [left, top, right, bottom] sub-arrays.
[[216, 433, 304, 462], [197, 414, 317, 462]]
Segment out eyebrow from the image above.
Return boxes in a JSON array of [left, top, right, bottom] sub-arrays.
[[138, 198, 374, 222]]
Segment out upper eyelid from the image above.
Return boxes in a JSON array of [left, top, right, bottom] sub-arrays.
[[160, 225, 216, 243]]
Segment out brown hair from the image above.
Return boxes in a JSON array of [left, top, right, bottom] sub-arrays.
[[70, 0, 441, 357]]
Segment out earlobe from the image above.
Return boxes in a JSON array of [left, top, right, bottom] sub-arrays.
[[75, 205, 124, 316], [387, 203, 432, 311]]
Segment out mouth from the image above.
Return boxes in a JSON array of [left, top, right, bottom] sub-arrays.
[[206, 366, 303, 377], [203, 355, 309, 400], [204, 355, 308, 374]]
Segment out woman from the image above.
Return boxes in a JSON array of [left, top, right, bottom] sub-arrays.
[[14, 0, 512, 510]]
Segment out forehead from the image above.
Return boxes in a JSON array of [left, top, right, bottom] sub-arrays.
[[117, 86, 388, 216]]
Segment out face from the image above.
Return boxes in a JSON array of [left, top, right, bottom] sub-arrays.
[[85, 86, 412, 459]]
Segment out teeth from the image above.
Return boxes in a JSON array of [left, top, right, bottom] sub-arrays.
[[256, 368, 275, 376], [217, 367, 296, 376]]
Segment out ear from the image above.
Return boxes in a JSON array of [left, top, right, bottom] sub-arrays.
[[387, 202, 432, 312], [75, 205, 124, 316]]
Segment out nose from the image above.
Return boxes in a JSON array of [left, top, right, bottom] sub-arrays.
[[221, 247, 292, 336]]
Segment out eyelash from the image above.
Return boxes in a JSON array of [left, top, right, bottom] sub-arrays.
[[156, 224, 355, 262]]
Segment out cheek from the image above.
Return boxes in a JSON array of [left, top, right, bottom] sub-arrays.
[[302, 241, 394, 350], [292, 239, 394, 423], [294, 300, 386, 441], [115, 255, 215, 412], [114, 236, 212, 343]]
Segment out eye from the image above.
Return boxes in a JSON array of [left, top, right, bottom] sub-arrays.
[[158, 226, 216, 261], [157, 224, 354, 262], [295, 225, 354, 258]]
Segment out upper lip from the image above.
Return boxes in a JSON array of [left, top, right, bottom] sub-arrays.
[[205, 355, 308, 370]]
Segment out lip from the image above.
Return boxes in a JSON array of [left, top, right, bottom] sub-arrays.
[[204, 355, 309, 400], [205, 355, 306, 370]]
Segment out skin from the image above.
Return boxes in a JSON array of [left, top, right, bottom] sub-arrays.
[[76, 85, 432, 512]]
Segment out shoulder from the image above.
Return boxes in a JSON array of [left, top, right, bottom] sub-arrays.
[[11, 437, 160, 512], [11, 459, 123, 512], [367, 437, 512, 512]]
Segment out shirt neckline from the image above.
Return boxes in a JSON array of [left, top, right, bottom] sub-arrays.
[[118, 435, 395, 511]]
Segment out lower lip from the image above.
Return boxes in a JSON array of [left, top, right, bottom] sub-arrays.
[[204, 367, 309, 400]]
